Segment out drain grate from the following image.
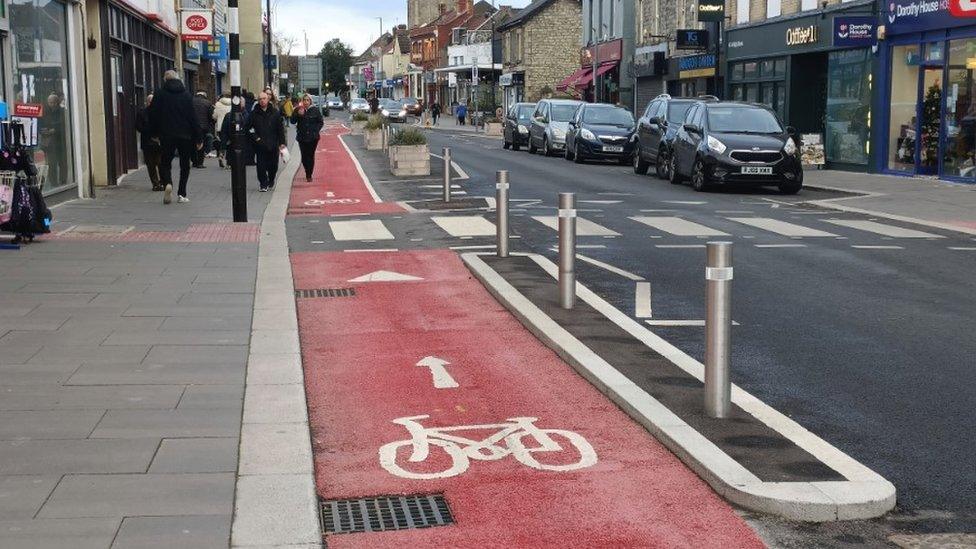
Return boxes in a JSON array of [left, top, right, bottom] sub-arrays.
[[295, 288, 357, 299], [321, 494, 454, 535]]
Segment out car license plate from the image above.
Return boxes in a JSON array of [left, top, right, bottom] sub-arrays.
[[603, 145, 624, 153], [741, 166, 773, 175]]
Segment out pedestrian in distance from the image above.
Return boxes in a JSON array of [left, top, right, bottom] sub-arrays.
[[457, 102, 468, 126], [282, 96, 294, 127], [213, 93, 232, 168], [135, 94, 163, 190], [148, 70, 203, 204], [369, 95, 379, 115], [245, 91, 287, 192], [291, 93, 324, 182], [431, 102, 441, 125], [39, 93, 68, 187], [192, 91, 215, 168]]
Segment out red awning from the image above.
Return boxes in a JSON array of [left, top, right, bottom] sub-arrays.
[[556, 67, 592, 92], [575, 61, 617, 89]]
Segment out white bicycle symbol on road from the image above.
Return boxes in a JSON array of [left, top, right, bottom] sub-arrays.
[[379, 415, 597, 479], [303, 198, 360, 206]]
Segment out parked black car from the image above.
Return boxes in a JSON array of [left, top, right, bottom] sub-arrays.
[[563, 103, 636, 164], [669, 101, 803, 194], [634, 94, 717, 179], [503, 102, 536, 151]]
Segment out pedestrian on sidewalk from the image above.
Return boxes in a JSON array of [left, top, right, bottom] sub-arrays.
[[192, 91, 215, 168], [135, 94, 163, 191], [213, 93, 232, 168], [291, 93, 324, 183], [282, 96, 294, 127], [457, 102, 468, 126], [369, 95, 379, 115], [431, 102, 441, 125], [245, 90, 287, 192], [149, 70, 203, 204]]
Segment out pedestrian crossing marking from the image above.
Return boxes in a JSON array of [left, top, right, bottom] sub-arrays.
[[531, 216, 621, 236], [431, 216, 496, 237], [727, 217, 838, 237], [629, 216, 729, 237], [329, 220, 395, 241], [823, 219, 944, 238]]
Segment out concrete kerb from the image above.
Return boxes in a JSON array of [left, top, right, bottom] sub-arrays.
[[461, 251, 896, 522], [231, 143, 322, 548]]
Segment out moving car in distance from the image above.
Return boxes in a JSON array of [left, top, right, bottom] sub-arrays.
[[503, 102, 537, 151], [669, 101, 803, 194], [633, 94, 717, 179], [401, 97, 423, 116], [528, 99, 584, 156], [564, 103, 636, 164], [326, 96, 344, 110], [349, 98, 370, 114], [379, 98, 408, 123]]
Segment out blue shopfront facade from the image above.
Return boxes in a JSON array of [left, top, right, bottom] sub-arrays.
[[876, 0, 976, 181]]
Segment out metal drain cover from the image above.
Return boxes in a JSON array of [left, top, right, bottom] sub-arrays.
[[295, 288, 356, 298], [321, 494, 454, 535]]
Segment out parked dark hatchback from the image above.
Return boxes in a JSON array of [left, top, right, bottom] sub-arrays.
[[503, 102, 537, 151], [669, 101, 803, 194], [634, 94, 717, 179], [563, 103, 636, 164]]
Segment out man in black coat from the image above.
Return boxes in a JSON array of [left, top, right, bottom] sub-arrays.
[[191, 91, 215, 168], [244, 91, 287, 191], [135, 94, 163, 191], [148, 70, 202, 204]]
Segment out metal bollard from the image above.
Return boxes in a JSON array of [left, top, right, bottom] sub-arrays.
[[704, 241, 733, 418], [443, 147, 452, 202], [558, 192, 576, 309], [496, 171, 509, 257]]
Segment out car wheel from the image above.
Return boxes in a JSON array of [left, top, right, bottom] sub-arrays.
[[779, 181, 802, 194], [690, 159, 710, 192], [668, 154, 684, 184], [528, 138, 538, 154], [633, 147, 650, 174], [656, 148, 670, 180], [503, 136, 511, 150], [512, 140, 520, 152], [564, 143, 575, 161], [573, 143, 585, 164], [543, 137, 553, 157]]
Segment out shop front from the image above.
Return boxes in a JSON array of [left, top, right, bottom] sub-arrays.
[[877, 0, 976, 181], [725, 1, 876, 170], [579, 39, 622, 103], [633, 44, 667, 114], [668, 53, 718, 98]]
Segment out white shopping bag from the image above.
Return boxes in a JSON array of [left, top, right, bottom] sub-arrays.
[[280, 147, 291, 164]]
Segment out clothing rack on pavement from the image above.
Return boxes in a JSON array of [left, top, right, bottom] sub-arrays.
[[0, 119, 51, 246]]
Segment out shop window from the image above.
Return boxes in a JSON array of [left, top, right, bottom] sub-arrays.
[[761, 82, 775, 109], [744, 62, 758, 79], [774, 58, 787, 77], [944, 38, 976, 179], [925, 42, 944, 63], [746, 83, 759, 102], [731, 85, 744, 101], [826, 49, 871, 165], [760, 60, 775, 78], [888, 44, 921, 171], [731, 63, 744, 82]]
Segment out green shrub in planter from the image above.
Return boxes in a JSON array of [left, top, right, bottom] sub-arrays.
[[389, 127, 428, 146], [364, 115, 385, 131], [351, 112, 369, 122]]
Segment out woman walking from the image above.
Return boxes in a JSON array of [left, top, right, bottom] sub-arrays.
[[291, 94, 324, 182]]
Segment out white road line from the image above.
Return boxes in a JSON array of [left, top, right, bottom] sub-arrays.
[[639, 209, 677, 212], [579, 200, 622, 204], [655, 244, 706, 249], [532, 216, 621, 236], [823, 219, 945, 238], [630, 216, 729, 237], [948, 246, 976, 250], [431, 216, 496, 237], [716, 210, 753, 214], [635, 282, 652, 318], [449, 244, 497, 250], [343, 248, 399, 252], [330, 220, 395, 241], [851, 245, 905, 249], [663, 200, 707, 205], [577, 244, 607, 249], [728, 217, 838, 237], [337, 135, 383, 203], [754, 244, 807, 248], [311, 240, 325, 244], [645, 319, 741, 326], [576, 254, 644, 281]]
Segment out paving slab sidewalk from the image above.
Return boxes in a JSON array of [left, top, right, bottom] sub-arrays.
[[0, 158, 272, 549]]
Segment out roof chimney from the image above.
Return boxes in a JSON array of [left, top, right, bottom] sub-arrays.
[[438, 3, 446, 14], [457, 0, 470, 13]]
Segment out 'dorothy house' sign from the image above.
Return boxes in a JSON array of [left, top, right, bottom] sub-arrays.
[[786, 24, 820, 46]]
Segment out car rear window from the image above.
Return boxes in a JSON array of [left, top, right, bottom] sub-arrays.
[[516, 106, 534, 120], [550, 104, 578, 122], [707, 106, 783, 133], [667, 102, 692, 123], [582, 106, 634, 126]]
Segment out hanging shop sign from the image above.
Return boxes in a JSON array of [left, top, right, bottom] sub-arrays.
[[202, 35, 228, 60], [786, 24, 820, 46], [950, 0, 976, 16], [676, 29, 709, 50], [833, 16, 877, 47], [181, 9, 214, 42], [698, 0, 725, 22]]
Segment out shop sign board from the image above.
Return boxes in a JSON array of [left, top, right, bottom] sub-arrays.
[[13, 103, 43, 118], [580, 39, 623, 66], [678, 54, 717, 78], [887, 0, 973, 33], [676, 29, 709, 50], [181, 9, 214, 42], [202, 36, 228, 60], [950, 0, 976, 16], [698, 0, 725, 22], [786, 24, 820, 46], [833, 16, 877, 47]]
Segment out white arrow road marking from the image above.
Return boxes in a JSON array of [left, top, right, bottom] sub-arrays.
[[635, 282, 652, 318], [326, 191, 335, 197], [416, 356, 458, 388], [348, 270, 424, 282]]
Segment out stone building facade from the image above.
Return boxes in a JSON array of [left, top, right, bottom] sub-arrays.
[[499, 0, 582, 103], [408, 0, 446, 28]]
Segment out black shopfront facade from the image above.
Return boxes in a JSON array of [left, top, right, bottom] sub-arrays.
[[725, 0, 877, 170]]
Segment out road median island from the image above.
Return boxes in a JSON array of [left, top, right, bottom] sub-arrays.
[[462, 252, 896, 522]]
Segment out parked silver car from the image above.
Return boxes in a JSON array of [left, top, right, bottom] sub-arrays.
[[528, 99, 584, 156], [349, 98, 370, 114]]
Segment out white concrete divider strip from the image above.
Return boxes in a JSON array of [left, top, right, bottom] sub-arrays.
[[461, 252, 895, 522], [231, 143, 322, 548], [431, 215, 497, 237], [329, 219, 395, 241], [629, 216, 729, 237], [532, 216, 621, 236], [822, 219, 944, 238], [337, 133, 383, 203]]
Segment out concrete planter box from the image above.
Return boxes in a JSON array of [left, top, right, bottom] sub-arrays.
[[349, 120, 367, 135], [484, 122, 503, 136], [389, 144, 430, 177], [364, 129, 384, 151]]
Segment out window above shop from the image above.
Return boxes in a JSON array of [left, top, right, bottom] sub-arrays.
[[730, 58, 786, 82]]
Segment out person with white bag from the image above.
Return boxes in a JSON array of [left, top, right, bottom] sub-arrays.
[[244, 91, 287, 192]]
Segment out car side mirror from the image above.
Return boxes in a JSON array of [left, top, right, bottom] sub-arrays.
[[568, 121, 576, 128], [648, 116, 660, 126], [683, 123, 700, 134]]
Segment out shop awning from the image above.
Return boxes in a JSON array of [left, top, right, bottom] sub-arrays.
[[574, 61, 617, 89], [556, 67, 591, 92]]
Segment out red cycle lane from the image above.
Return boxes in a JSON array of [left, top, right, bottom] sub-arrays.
[[292, 249, 765, 548], [288, 124, 404, 216]]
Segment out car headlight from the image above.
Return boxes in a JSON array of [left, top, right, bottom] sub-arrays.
[[381, 109, 390, 116], [580, 128, 596, 141], [553, 128, 566, 139], [399, 110, 407, 117], [784, 137, 797, 155], [517, 124, 528, 134], [706, 135, 727, 154]]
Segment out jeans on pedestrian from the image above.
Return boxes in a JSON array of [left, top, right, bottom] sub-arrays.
[[159, 137, 194, 197], [298, 139, 318, 180], [255, 148, 279, 189], [143, 147, 162, 188]]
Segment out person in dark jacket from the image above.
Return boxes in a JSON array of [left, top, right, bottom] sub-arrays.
[[290, 93, 324, 182], [136, 94, 163, 190], [244, 91, 287, 191], [369, 95, 379, 114], [431, 102, 441, 125], [148, 70, 202, 204], [191, 91, 215, 168]]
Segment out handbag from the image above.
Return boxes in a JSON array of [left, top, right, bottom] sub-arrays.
[[280, 147, 291, 163]]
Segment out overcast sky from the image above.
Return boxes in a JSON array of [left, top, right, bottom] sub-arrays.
[[272, 0, 533, 56]]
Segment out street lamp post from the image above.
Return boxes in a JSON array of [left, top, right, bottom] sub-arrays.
[[228, 0, 247, 221], [265, 0, 273, 87]]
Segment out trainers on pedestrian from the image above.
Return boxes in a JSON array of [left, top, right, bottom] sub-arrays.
[[163, 184, 173, 204], [178, 196, 190, 203], [259, 187, 268, 192]]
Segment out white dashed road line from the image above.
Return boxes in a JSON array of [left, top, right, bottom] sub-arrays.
[[824, 219, 944, 238], [630, 216, 729, 237]]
